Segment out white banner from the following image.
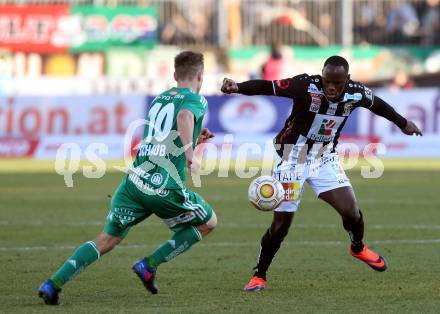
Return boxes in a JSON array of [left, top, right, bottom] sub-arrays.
[[358, 88, 440, 157], [0, 95, 146, 137], [34, 135, 129, 159]]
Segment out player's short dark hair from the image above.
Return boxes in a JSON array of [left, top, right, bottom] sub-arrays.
[[323, 55, 349, 73], [174, 51, 204, 80]]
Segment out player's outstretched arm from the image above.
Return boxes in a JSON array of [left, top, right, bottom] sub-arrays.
[[368, 96, 422, 136], [221, 77, 276, 96]]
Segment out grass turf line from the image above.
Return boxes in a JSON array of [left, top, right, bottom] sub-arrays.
[[0, 170, 439, 313]]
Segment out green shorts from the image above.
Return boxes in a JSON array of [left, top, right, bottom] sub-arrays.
[[104, 176, 213, 238]]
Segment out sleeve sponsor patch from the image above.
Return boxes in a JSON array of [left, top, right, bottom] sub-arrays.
[[275, 79, 290, 90], [364, 87, 373, 101]]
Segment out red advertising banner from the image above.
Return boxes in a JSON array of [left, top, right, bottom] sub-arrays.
[[0, 138, 39, 157], [0, 5, 69, 53]]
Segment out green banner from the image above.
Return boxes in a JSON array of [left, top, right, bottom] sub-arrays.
[[71, 6, 157, 52], [228, 45, 438, 61]]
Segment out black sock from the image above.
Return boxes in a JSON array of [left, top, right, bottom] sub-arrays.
[[343, 210, 365, 254], [254, 228, 284, 279]]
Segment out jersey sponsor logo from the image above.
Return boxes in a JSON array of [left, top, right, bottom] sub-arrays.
[[310, 103, 320, 113], [364, 87, 373, 101], [343, 92, 362, 102], [309, 93, 321, 113], [163, 211, 196, 228], [275, 79, 290, 90], [128, 171, 171, 196], [342, 103, 353, 116], [307, 83, 322, 94], [113, 207, 136, 226], [156, 189, 170, 197], [319, 119, 336, 135], [157, 95, 175, 101], [151, 173, 163, 185], [326, 102, 338, 115], [282, 182, 301, 201], [128, 166, 148, 179], [306, 114, 345, 142], [275, 171, 301, 182]]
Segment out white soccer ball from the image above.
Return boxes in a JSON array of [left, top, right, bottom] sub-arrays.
[[248, 176, 285, 211]]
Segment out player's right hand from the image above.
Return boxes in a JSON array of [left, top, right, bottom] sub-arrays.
[[187, 158, 200, 175], [197, 128, 215, 144], [401, 120, 423, 136], [221, 78, 239, 94], [185, 149, 200, 175]]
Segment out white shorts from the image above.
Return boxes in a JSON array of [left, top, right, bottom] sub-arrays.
[[273, 152, 351, 213]]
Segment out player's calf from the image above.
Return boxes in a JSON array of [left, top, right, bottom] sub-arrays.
[[133, 225, 204, 294], [38, 233, 120, 305], [93, 232, 122, 255], [342, 210, 365, 254], [253, 212, 293, 280], [132, 212, 217, 295]]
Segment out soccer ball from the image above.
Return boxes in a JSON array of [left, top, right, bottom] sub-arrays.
[[248, 176, 285, 211]]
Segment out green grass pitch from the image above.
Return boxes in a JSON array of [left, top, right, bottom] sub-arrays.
[[1, 162, 440, 313]]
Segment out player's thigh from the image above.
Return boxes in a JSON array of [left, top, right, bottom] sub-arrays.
[[104, 180, 153, 239], [319, 186, 359, 219], [273, 158, 306, 213], [148, 188, 214, 232], [307, 153, 353, 200]]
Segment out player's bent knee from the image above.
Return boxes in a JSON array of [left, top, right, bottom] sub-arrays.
[[94, 233, 121, 255], [196, 211, 217, 237]]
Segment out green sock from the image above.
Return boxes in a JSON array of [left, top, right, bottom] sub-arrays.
[[51, 241, 100, 288], [148, 226, 202, 268]]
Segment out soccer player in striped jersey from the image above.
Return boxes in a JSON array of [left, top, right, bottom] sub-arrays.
[[222, 56, 422, 291]]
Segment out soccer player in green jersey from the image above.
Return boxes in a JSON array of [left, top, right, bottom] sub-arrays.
[[38, 51, 217, 305]]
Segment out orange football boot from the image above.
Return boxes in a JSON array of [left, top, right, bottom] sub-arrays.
[[244, 276, 267, 292], [350, 245, 388, 272]]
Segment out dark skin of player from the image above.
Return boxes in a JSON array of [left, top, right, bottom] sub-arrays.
[[222, 64, 423, 258]]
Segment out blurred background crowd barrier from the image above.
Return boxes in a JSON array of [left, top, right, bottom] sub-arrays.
[[0, 0, 439, 159]]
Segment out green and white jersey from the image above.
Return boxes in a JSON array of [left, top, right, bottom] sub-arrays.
[[129, 87, 207, 191]]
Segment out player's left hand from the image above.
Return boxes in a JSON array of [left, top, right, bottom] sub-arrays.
[[197, 128, 215, 144], [221, 78, 239, 94], [401, 120, 423, 136]]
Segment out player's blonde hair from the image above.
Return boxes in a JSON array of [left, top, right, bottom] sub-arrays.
[[174, 51, 204, 80]]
